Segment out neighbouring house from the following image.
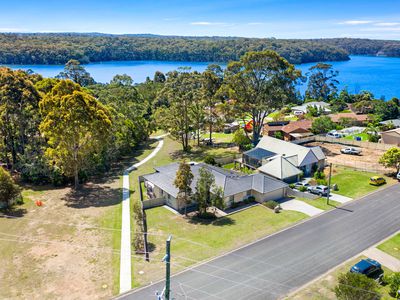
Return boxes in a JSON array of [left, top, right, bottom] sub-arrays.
[[291, 101, 331, 116], [380, 128, 400, 146], [139, 162, 288, 212], [264, 119, 313, 141], [329, 112, 370, 126], [241, 136, 326, 182], [379, 119, 400, 129]]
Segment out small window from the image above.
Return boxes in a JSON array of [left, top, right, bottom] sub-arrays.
[[246, 190, 251, 196], [229, 195, 234, 202]]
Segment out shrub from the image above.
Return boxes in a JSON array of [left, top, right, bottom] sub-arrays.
[[299, 186, 308, 192], [263, 200, 279, 210], [0, 168, 22, 209], [289, 183, 295, 189], [334, 272, 381, 300], [204, 155, 216, 166], [388, 272, 400, 298], [317, 179, 328, 186], [314, 170, 325, 180], [230, 202, 239, 208], [243, 195, 255, 204], [196, 212, 217, 220]]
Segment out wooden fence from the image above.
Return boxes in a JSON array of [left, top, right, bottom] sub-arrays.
[[293, 135, 394, 151]]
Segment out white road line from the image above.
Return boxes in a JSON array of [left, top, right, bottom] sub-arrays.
[[119, 135, 166, 294]]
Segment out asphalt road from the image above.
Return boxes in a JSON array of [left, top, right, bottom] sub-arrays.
[[119, 184, 400, 300]]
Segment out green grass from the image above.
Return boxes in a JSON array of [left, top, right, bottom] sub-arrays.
[[330, 166, 394, 199], [378, 233, 400, 260], [132, 205, 307, 286], [100, 180, 123, 295], [298, 197, 341, 211], [201, 132, 234, 143], [344, 132, 369, 141], [223, 162, 235, 169]]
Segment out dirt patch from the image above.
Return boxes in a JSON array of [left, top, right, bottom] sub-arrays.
[[305, 142, 395, 174], [0, 156, 131, 299]]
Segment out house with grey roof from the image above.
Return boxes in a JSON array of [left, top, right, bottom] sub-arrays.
[[379, 119, 400, 129], [241, 136, 326, 183], [140, 162, 288, 212]]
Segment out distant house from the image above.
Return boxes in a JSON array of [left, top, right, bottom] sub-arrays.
[[329, 112, 370, 126], [140, 162, 288, 212], [241, 136, 326, 182], [380, 128, 400, 146], [379, 119, 400, 129], [264, 119, 313, 141], [291, 102, 331, 116]]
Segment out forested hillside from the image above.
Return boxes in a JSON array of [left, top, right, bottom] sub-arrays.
[[0, 33, 349, 64]]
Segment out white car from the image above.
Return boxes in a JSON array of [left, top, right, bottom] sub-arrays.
[[326, 132, 343, 138], [397, 172, 400, 181], [341, 147, 362, 155]]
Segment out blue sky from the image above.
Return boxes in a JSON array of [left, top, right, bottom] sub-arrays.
[[1, 0, 400, 39]]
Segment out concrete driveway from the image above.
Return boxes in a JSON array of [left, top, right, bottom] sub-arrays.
[[328, 193, 353, 204], [278, 199, 323, 217]]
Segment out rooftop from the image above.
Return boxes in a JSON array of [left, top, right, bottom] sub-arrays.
[[143, 162, 288, 198]]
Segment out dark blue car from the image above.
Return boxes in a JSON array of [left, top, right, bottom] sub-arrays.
[[350, 258, 384, 281]]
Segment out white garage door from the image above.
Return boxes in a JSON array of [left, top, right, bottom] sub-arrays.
[[263, 188, 285, 202]]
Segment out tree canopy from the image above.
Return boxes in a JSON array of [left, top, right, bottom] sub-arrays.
[[39, 80, 112, 188]]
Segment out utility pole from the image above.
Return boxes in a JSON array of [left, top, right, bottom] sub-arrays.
[[162, 235, 172, 300], [327, 163, 332, 205]]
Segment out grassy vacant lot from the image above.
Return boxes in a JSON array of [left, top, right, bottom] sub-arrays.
[[330, 166, 395, 198], [378, 233, 400, 260], [132, 205, 307, 287], [201, 132, 234, 143], [288, 256, 394, 300]]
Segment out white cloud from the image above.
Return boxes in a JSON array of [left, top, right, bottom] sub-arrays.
[[338, 20, 374, 25], [361, 26, 400, 32], [190, 22, 233, 26], [374, 22, 400, 27]]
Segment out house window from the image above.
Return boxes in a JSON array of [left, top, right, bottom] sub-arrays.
[[246, 190, 251, 196], [229, 195, 234, 203]]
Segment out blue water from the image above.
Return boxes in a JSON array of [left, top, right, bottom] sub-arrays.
[[4, 55, 400, 99]]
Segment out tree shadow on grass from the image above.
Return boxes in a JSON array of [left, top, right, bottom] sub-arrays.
[[0, 207, 28, 218], [188, 215, 236, 226], [62, 183, 124, 209]]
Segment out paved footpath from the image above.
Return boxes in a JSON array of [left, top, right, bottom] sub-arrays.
[[119, 135, 166, 294], [119, 184, 400, 300], [363, 247, 400, 272]]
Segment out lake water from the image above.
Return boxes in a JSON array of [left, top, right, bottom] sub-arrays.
[[4, 55, 400, 99]]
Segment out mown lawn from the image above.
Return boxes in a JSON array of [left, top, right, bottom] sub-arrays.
[[298, 197, 341, 211], [344, 132, 369, 141], [330, 166, 395, 199], [201, 132, 234, 143], [130, 205, 307, 287], [288, 255, 394, 300], [378, 233, 400, 260]]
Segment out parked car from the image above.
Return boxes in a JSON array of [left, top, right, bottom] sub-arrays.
[[397, 172, 400, 181], [326, 132, 343, 138], [350, 258, 384, 282], [294, 182, 310, 189], [341, 147, 362, 155], [307, 185, 329, 196], [369, 176, 386, 186]]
